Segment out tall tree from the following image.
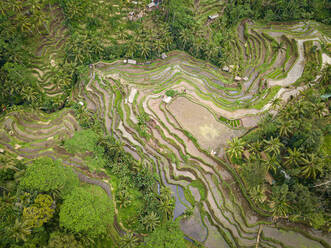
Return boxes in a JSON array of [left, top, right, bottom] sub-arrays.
[[264, 136, 283, 156], [300, 154, 324, 179], [227, 137, 245, 160], [284, 147, 303, 168], [141, 212, 160, 232], [59, 186, 114, 237]]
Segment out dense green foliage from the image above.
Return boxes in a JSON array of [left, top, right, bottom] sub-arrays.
[[228, 66, 331, 230], [98, 135, 175, 233], [59, 186, 114, 237], [223, 0, 331, 25], [1, 0, 330, 111], [1, 0, 330, 246], [0, 153, 115, 247], [19, 157, 79, 195], [64, 129, 100, 153], [139, 221, 186, 248]]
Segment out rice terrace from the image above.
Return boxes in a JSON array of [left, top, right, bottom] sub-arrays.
[[0, 0, 331, 247]]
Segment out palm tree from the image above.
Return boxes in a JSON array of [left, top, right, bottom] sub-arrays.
[[313, 102, 327, 118], [249, 185, 266, 204], [279, 105, 295, 120], [120, 233, 139, 248], [318, 64, 330, 86], [132, 159, 145, 173], [226, 137, 245, 160], [205, 43, 218, 61], [137, 112, 149, 126], [0, 155, 21, 172], [126, 39, 138, 58], [117, 26, 128, 40], [22, 86, 38, 103], [270, 185, 290, 220], [179, 28, 192, 49], [160, 186, 172, 201], [262, 153, 279, 173], [278, 120, 294, 137], [192, 37, 204, 57], [27, 0, 41, 14], [270, 199, 290, 220], [98, 137, 125, 162], [296, 100, 314, 117], [10, 219, 32, 242], [284, 147, 303, 167], [264, 137, 283, 156], [140, 41, 151, 59], [163, 32, 173, 51], [0, 1, 7, 16], [32, 10, 46, 34], [116, 190, 131, 208], [300, 154, 324, 179], [9, 0, 23, 13], [154, 39, 165, 57], [159, 198, 175, 221], [271, 98, 283, 110], [247, 141, 263, 156], [272, 41, 286, 54], [17, 14, 32, 33], [141, 212, 160, 232]]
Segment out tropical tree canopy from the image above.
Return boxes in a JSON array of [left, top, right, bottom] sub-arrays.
[[139, 221, 186, 248], [59, 186, 114, 237], [19, 157, 79, 195]]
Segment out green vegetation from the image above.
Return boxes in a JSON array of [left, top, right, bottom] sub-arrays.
[[59, 186, 114, 237], [166, 89, 178, 97], [227, 66, 331, 230], [64, 130, 99, 154], [19, 157, 79, 196], [139, 221, 186, 248], [1, 0, 330, 247], [189, 180, 207, 201]]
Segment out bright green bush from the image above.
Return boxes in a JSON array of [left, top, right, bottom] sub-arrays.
[[165, 89, 177, 97], [140, 221, 185, 248], [64, 129, 100, 154], [59, 186, 114, 237], [19, 157, 79, 195]]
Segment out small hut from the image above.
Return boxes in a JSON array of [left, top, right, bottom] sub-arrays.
[[208, 14, 219, 20], [128, 11, 135, 21], [234, 76, 242, 81], [222, 66, 229, 72], [161, 53, 167, 59], [147, 2, 155, 8], [128, 59, 137, 65], [162, 95, 172, 103]]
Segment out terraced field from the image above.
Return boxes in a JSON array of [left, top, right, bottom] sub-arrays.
[[74, 21, 331, 247], [194, 0, 225, 25], [1, 20, 330, 247], [0, 108, 123, 244], [30, 6, 68, 99]]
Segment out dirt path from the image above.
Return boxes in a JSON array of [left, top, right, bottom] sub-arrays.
[[269, 38, 320, 87]]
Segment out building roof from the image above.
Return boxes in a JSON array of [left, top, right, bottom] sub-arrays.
[[222, 66, 229, 72], [127, 59, 137, 65], [162, 95, 172, 103], [147, 2, 155, 8], [234, 76, 242, 81], [208, 14, 219, 20]]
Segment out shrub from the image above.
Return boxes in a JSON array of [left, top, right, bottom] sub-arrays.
[[19, 157, 79, 195], [59, 186, 114, 237], [165, 89, 177, 97], [64, 130, 100, 154]]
